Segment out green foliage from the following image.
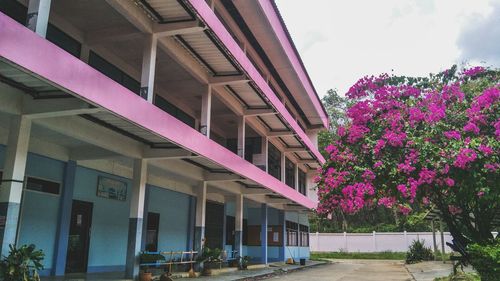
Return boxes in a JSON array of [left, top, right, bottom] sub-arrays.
[[140, 252, 166, 264], [467, 239, 500, 281], [405, 239, 434, 264], [311, 251, 406, 260], [0, 244, 44, 281], [434, 272, 481, 281], [197, 247, 222, 264]]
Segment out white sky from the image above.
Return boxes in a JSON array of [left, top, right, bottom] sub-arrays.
[[275, 0, 500, 97]]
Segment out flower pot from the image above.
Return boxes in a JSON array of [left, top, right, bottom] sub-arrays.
[[202, 267, 212, 276], [140, 272, 153, 281]]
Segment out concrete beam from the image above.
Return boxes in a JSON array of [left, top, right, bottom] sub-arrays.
[[242, 188, 273, 195], [267, 198, 289, 204], [208, 75, 249, 86], [22, 98, 102, 119], [268, 131, 295, 137], [35, 116, 144, 159], [143, 148, 197, 159], [243, 108, 276, 117], [85, 26, 143, 46], [69, 146, 119, 161], [204, 172, 242, 182], [297, 159, 317, 164], [284, 147, 306, 153], [152, 20, 205, 37]]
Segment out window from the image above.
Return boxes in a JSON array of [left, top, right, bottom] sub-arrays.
[[0, 1, 81, 58], [154, 95, 195, 128], [268, 143, 281, 180], [286, 221, 298, 246], [299, 224, 309, 247], [298, 169, 307, 196], [285, 157, 295, 189], [25, 176, 60, 195], [89, 51, 141, 95], [46, 24, 81, 58], [145, 212, 160, 252]]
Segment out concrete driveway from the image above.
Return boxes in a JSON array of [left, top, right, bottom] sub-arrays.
[[264, 260, 413, 281]]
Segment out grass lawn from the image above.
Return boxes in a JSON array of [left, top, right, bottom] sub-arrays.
[[311, 251, 406, 260]]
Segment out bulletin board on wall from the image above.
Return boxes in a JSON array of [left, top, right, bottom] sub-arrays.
[[246, 225, 283, 246]]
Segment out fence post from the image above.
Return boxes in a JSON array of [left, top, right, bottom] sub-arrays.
[[343, 232, 347, 251], [404, 230, 408, 249], [316, 232, 319, 252], [372, 231, 377, 252]]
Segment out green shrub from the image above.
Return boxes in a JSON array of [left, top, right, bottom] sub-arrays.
[[405, 239, 434, 264], [467, 239, 500, 281], [0, 244, 44, 281]]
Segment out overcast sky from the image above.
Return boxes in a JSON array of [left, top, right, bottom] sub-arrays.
[[275, 0, 500, 97]]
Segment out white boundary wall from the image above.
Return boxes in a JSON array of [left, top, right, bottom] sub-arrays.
[[310, 232, 454, 253]]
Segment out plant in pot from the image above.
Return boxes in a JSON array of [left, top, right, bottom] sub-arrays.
[[197, 247, 222, 276], [0, 244, 44, 281], [139, 252, 166, 281], [238, 256, 250, 270]]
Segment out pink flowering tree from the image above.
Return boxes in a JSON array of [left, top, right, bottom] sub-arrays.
[[316, 66, 499, 269]]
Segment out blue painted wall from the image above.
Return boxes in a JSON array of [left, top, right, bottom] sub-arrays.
[[73, 166, 132, 272], [0, 146, 64, 274], [147, 185, 191, 252]]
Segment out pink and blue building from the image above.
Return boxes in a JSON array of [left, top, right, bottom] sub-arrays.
[[0, 0, 327, 278]]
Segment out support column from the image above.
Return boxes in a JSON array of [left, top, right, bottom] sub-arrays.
[[294, 165, 299, 190], [194, 182, 207, 252], [280, 152, 286, 183], [200, 86, 212, 137], [141, 186, 151, 251], [279, 210, 286, 262], [0, 116, 31, 257], [26, 0, 51, 37], [140, 34, 158, 103], [125, 159, 148, 279], [234, 194, 243, 258], [222, 203, 227, 250], [186, 196, 196, 250], [260, 203, 268, 265], [237, 116, 246, 158], [263, 137, 268, 173], [53, 161, 76, 276]]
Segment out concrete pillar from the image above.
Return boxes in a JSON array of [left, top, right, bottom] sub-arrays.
[[234, 194, 243, 258], [80, 45, 91, 63], [237, 116, 246, 158], [279, 210, 286, 262], [222, 203, 227, 250], [186, 196, 196, 250], [125, 159, 148, 279], [53, 161, 77, 276], [260, 203, 268, 264], [194, 182, 207, 252], [140, 34, 158, 102], [306, 129, 319, 149], [26, 0, 51, 37], [140, 186, 151, 251], [200, 86, 212, 137], [280, 152, 286, 183], [294, 165, 299, 190], [262, 137, 268, 173], [0, 116, 31, 257]]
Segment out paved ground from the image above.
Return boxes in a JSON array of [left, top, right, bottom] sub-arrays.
[[264, 260, 413, 281]]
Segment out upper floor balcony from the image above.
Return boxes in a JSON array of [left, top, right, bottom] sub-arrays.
[[0, 0, 325, 208]]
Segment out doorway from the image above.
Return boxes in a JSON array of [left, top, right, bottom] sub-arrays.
[[65, 200, 93, 273]]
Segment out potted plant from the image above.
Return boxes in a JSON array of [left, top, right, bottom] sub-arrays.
[[238, 256, 250, 270], [197, 247, 222, 276], [139, 266, 152, 281], [0, 244, 44, 281]]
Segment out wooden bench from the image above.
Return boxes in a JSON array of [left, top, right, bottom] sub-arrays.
[[140, 250, 198, 272]]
